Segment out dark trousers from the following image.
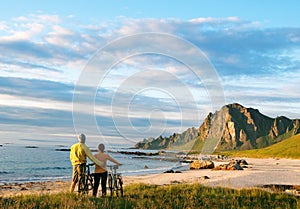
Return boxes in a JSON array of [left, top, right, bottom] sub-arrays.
[[93, 171, 108, 196]]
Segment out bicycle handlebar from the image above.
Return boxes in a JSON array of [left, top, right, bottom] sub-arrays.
[[87, 163, 95, 166], [107, 164, 120, 169]]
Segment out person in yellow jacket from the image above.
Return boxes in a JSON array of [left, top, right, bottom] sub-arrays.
[[69, 133, 105, 193]]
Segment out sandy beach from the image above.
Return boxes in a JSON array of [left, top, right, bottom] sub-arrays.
[[1, 158, 300, 197]]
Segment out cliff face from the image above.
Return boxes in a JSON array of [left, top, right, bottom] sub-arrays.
[[134, 103, 300, 151], [134, 127, 198, 150], [199, 103, 299, 151]]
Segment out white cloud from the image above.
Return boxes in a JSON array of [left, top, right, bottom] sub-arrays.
[[116, 18, 176, 36], [51, 25, 74, 36], [221, 71, 300, 118], [221, 55, 241, 65], [227, 16, 239, 22], [189, 17, 215, 24], [37, 14, 61, 24], [0, 23, 44, 41], [1, 13, 300, 144], [0, 21, 7, 31], [0, 123, 76, 145], [6, 14, 60, 41], [0, 94, 72, 111], [188, 16, 239, 24], [0, 62, 65, 82], [45, 34, 68, 46], [44, 25, 78, 49]]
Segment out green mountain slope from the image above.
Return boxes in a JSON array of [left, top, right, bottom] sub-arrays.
[[223, 134, 300, 159]]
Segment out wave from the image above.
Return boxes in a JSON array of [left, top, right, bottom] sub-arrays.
[[0, 175, 71, 184], [120, 163, 189, 176], [0, 171, 14, 174], [34, 166, 69, 171]]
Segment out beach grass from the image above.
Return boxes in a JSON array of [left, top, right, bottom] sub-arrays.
[[1, 183, 299, 209]]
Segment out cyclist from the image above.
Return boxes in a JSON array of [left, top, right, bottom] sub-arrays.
[[69, 134, 105, 193], [93, 143, 121, 197]]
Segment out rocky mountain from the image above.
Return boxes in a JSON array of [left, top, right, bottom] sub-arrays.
[[134, 103, 300, 151], [134, 127, 198, 150]]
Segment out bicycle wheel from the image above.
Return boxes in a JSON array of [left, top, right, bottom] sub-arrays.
[[107, 174, 113, 196], [88, 174, 94, 190], [83, 175, 90, 194], [114, 177, 119, 197], [78, 174, 86, 193], [117, 177, 123, 197]]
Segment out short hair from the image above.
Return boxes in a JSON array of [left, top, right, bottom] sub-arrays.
[[78, 133, 86, 143], [98, 143, 105, 152]]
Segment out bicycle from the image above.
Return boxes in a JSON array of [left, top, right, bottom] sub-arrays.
[[78, 163, 94, 194], [107, 165, 123, 197]]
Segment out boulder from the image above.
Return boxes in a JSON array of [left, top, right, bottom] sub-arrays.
[[163, 169, 182, 173], [237, 159, 248, 166], [213, 159, 245, 170], [164, 169, 175, 173], [199, 176, 210, 180], [190, 160, 214, 170]]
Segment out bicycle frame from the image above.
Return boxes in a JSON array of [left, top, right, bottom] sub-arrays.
[[107, 165, 123, 197], [78, 163, 94, 194]]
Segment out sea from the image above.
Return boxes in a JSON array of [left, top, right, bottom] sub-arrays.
[[0, 143, 189, 185]]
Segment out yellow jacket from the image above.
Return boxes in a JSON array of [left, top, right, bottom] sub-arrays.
[[70, 143, 105, 169]]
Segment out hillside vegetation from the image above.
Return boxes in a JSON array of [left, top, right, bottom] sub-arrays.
[[222, 134, 300, 159]]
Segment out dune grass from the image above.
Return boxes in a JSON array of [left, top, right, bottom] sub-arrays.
[[222, 134, 300, 159], [1, 183, 299, 209]]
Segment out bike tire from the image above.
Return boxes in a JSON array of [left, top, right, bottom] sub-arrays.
[[108, 174, 113, 196], [83, 175, 89, 194], [78, 174, 86, 193], [117, 177, 123, 197], [115, 179, 119, 197], [87, 174, 94, 191]]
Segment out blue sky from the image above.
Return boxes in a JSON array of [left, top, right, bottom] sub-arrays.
[[0, 1, 299, 147]]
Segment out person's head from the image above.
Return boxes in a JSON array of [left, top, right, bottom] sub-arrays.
[[98, 143, 105, 152], [78, 133, 86, 143]]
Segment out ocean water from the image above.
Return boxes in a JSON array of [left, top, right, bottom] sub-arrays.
[[0, 144, 188, 185]]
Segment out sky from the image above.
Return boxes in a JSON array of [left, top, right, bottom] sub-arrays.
[[0, 1, 299, 147]]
